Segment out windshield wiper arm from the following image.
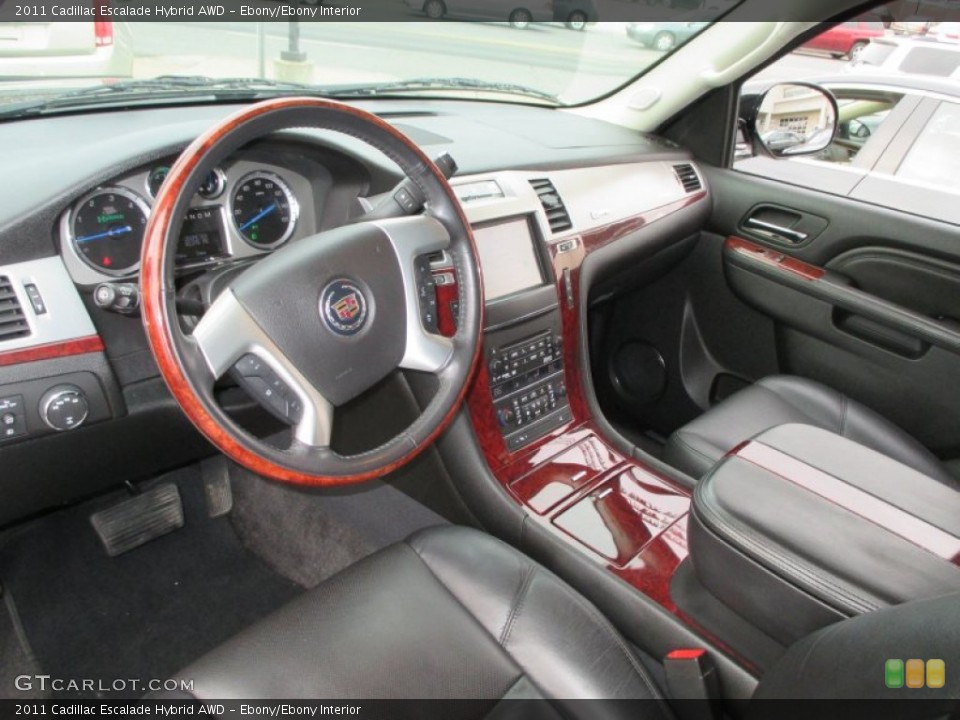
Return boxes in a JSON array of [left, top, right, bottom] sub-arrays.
[[329, 77, 560, 105], [0, 76, 322, 119], [53, 75, 315, 98]]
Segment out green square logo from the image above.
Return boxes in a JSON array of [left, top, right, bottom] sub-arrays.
[[886, 659, 905, 688]]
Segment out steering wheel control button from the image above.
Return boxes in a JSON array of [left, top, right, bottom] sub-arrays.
[[232, 354, 303, 424], [39, 385, 89, 432], [415, 256, 439, 333], [320, 279, 369, 338], [0, 395, 27, 441]]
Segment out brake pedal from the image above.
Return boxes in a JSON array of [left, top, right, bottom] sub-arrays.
[[90, 482, 184, 557]]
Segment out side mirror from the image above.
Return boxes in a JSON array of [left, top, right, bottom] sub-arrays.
[[741, 83, 839, 159]]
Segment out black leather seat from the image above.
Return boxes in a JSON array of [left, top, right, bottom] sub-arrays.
[[664, 375, 957, 487], [152, 525, 672, 714]]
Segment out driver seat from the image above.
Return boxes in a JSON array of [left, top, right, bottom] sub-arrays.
[[151, 525, 673, 713]]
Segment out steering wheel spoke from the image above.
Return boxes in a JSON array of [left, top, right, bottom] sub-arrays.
[[371, 215, 456, 374], [192, 289, 334, 447]]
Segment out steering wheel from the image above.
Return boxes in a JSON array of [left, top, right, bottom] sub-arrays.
[[140, 98, 483, 486]]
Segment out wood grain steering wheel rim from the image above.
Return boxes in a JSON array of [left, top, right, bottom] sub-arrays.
[[141, 97, 483, 487]]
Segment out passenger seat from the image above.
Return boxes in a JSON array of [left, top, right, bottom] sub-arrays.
[[664, 375, 958, 487]]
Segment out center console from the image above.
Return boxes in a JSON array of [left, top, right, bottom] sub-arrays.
[[466, 212, 573, 452], [438, 164, 723, 664], [689, 423, 960, 646]]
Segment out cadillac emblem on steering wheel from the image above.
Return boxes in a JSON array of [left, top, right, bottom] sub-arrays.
[[320, 279, 369, 337]]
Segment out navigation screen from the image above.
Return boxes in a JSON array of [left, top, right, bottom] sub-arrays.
[[473, 218, 545, 301], [177, 206, 226, 265]]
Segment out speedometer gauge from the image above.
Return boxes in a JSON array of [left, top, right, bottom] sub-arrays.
[[71, 187, 149, 276], [230, 171, 298, 249]]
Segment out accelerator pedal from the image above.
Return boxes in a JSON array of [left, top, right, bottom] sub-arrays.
[[201, 456, 233, 519], [90, 482, 184, 557]]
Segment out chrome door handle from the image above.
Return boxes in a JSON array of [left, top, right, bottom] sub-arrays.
[[744, 218, 808, 244]]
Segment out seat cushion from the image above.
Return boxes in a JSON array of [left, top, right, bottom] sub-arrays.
[[664, 375, 955, 487], [151, 525, 672, 714]]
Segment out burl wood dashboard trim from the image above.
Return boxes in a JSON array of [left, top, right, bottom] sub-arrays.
[[0, 335, 105, 368], [463, 190, 752, 666], [724, 236, 825, 281]]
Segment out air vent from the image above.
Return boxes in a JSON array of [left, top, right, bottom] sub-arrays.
[[673, 164, 702, 194], [0, 276, 30, 341], [530, 178, 573, 234]]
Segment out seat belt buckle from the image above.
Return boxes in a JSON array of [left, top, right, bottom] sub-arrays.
[[663, 648, 721, 720]]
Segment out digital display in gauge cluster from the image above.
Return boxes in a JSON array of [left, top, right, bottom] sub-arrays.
[[176, 207, 227, 265]]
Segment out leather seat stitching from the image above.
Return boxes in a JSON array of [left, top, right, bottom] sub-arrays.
[[753, 379, 824, 427], [499, 565, 535, 647], [399, 541, 531, 694], [536, 571, 669, 706], [669, 431, 720, 467], [693, 490, 881, 614], [406, 534, 667, 706]]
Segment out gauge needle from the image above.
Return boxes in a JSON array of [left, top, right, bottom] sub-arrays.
[[75, 225, 133, 243], [239, 202, 277, 232]]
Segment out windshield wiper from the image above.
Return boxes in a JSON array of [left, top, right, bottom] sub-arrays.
[[0, 74, 560, 120], [0, 76, 321, 119], [327, 77, 560, 105]]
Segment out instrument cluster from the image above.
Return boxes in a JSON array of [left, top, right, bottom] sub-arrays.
[[60, 156, 312, 285]]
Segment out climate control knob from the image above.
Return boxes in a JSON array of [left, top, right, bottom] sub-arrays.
[[497, 407, 516, 428], [39, 385, 89, 432]]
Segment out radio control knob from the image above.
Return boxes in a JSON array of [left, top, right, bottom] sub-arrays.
[[39, 385, 89, 432]]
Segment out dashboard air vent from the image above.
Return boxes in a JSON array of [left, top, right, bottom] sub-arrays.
[[673, 164, 702, 194], [529, 178, 572, 234], [0, 276, 30, 341]]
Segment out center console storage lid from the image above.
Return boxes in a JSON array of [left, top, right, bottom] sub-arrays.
[[689, 424, 960, 645]]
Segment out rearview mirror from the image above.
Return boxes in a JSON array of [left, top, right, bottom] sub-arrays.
[[744, 83, 839, 158]]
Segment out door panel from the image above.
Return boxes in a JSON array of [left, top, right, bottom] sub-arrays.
[[703, 166, 960, 457]]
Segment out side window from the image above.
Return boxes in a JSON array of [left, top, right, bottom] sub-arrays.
[[896, 102, 960, 190], [731, 4, 960, 224]]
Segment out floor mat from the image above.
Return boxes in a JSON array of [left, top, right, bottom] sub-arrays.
[[229, 463, 448, 588], [0, 592, 46, 699], [0, 465, 301, 700]]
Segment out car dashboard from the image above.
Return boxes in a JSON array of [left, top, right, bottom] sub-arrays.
[[0, 97, 707, 505], [0, 94, 741, 690]]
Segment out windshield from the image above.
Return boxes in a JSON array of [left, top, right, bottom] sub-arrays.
[[0, 9, 737, 114]]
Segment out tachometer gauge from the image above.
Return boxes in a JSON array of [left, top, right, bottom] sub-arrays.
[[71, 187, 149, 276], [231, 171, 298, 249]]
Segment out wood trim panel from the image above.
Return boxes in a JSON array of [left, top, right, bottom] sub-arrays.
[[0, 335, 104, 367], [724, 236, 825, 281]]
